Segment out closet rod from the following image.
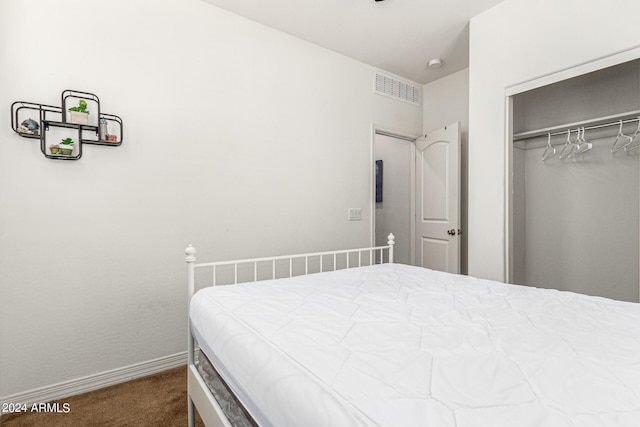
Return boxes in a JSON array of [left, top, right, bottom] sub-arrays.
[[512, 109, 640, 142], [375, 129, 417, 142]]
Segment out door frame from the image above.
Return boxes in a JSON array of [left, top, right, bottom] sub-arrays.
[[504, 46, 640, 301], [370, 124, 420, 265]]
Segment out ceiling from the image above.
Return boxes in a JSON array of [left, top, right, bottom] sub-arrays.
[[199, 0, 505, 85]]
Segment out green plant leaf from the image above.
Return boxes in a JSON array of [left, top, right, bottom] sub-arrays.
[[68, 99, 89, 113]]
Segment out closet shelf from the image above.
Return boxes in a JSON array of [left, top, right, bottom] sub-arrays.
[[513, 109, 640, 142]]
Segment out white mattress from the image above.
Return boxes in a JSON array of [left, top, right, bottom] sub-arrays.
[[189, 263, 640, 427]]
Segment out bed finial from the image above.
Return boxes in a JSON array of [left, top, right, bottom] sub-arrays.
[[387, 233, 395, 263], [185, 244, 197, 263]]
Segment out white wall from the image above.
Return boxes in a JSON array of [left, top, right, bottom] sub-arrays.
[[468, 0, 640, 281], [423, 68, 469, 274], [0, 0, 421, 398]]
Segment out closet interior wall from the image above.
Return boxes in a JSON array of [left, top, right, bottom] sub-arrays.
[[374, 134, 412, 266], [511, 60, 640, 302]]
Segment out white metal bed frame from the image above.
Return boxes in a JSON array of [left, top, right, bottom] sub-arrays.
[[185, 234, 395, 427]]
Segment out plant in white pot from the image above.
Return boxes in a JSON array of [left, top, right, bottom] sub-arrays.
[[68, 99, 89, 125], [59, 137, 75, 155]]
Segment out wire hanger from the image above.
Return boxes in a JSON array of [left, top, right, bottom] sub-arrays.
[[541, 133, 556, 161], [626, 142, 639, 152], [623, 117, 640, 152], [611, 120, 634, 153], [568, 127, 592, 158], [625, 136, 640, 152], [559, 129, 578, 160]]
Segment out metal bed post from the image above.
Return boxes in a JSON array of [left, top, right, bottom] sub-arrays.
[[185, 245, 197, 427], [387, 233, 395, 263]]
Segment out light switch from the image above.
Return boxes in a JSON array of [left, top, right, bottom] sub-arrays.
[[348, 208, 362, 221]]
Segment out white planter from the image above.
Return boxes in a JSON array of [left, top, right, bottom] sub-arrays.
[[59, 144, 74, 155], [69, 111, 89, 125]]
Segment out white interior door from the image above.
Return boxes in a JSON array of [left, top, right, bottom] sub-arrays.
[[415, 122, 461, 273]]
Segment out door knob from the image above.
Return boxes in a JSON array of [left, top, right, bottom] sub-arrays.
[[447, 229, 456, 236]]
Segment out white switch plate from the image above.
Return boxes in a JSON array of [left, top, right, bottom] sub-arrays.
[[348, 208, 362, 221]]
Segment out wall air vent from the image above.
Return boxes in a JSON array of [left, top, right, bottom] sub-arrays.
[[374, 70, 421, 106]]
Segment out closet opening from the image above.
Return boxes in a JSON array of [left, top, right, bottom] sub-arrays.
[[507, 58, 640, 303], [373, 129, 416, 266]]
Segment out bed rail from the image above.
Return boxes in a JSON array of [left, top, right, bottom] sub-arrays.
[[184, 233, 394, 427], [187, 234, 394, 284]]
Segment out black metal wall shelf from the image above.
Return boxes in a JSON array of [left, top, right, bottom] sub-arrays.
[[11, 90, 123, 160], [43, 120, 98, 131]]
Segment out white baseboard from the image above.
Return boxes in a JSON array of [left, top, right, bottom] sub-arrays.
[[0, 351, 187, 406]]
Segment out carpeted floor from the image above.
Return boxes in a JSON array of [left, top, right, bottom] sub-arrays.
[[0, 366, 205, 426]]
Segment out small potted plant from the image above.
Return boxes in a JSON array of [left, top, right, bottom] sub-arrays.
[[68, 99, 89, 125], [59, 137, 74, 155], [49, 144, 60, 155]]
